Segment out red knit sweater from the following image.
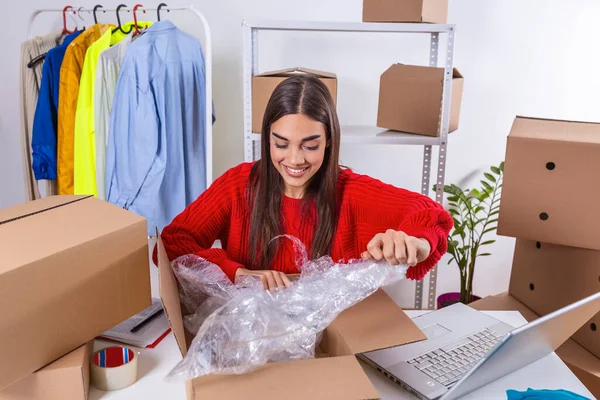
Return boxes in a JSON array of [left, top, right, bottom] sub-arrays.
[[158, 162, 453, 281]]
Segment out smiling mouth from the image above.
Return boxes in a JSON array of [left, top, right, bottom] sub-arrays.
[[284, 165, 309, 176]]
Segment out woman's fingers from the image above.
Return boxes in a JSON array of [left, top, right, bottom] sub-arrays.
[[281, 273, 292, 288], [383, 231, 399, 265], [272, 271, 285, 289], [366, 234, 384, 260], [393, 231, 407, 265], [406, 238, 418, 266]]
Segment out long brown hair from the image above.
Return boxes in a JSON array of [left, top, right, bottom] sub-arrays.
[[247, 74, 341, 269]]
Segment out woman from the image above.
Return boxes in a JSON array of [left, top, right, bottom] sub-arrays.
[[159, 74, 453, 290]]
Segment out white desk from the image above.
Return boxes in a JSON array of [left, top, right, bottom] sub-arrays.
[[89, 309, 593, 400]]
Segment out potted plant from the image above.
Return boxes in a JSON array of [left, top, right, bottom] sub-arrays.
[[434, 162, 504, 308]]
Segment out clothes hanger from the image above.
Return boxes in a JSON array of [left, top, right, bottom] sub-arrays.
[[132, 4, 148, 36], [76, 6, 86, 30], [93, 5, 105, 24], [62, 5, 77, 34], [157, 3, 169, 21], [112, 4, 134, 34]]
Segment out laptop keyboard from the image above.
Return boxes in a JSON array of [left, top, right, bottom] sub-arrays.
[[407, 328, 504, 387]]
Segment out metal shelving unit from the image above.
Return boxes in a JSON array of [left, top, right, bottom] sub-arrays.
[[242, 19, 456, 310]]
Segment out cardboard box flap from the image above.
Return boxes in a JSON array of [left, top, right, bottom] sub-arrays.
[[0, 195, 88, 225], [256, 67, 336, 79], [0, 196, 146, 275], [42, 341, 90, 371], [558, 339, 600, 378], [470, 292, 539, 322], [509, 116, 600, 144], [192, 355, 380, 400], [157, 234, 188, 356], [383, 64, 444, 81], [328, 290, 426, 355]]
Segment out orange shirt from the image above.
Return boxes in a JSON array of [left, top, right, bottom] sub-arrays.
[[57, 24, 110, 195]]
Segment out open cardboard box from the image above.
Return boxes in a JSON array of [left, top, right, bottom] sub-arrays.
[[470, 293, 600, 397], [498, 116, 600, 251], [363, 0, 449, 23], [157, 236, 426, 399], [0, 342, 93, 400], [0, 195, 152, 389]]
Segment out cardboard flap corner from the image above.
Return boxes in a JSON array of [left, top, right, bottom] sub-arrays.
[[328, 290, 426, 356], [192, 355, 380, 400], [453, 68, 463, 79], [157, 233, 188, 357]]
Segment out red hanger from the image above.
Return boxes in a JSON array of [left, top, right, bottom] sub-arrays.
[[132, 4, 146, 36], [62, 5, 76, 34]]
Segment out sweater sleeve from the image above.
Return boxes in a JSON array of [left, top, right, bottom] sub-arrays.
[[152, 167, 245, 281], [344, 171, 453, 281]]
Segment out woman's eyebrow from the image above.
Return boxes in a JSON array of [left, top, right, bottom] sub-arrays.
[[272, 132, 289, 141]]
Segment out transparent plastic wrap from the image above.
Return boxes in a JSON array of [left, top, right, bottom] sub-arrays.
[[166, 236, 408, 381]]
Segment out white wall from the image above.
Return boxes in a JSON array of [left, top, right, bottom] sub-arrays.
[[2, 0, 599, 307]]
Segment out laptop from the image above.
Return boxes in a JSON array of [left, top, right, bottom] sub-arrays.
[[358, 291, 600, 400]]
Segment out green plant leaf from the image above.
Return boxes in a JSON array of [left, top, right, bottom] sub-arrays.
[[500, 162, 504, 172], [474, 206, 484, 214], [484, 173, 496, 183], [478, 253, 492, 256], [481, 240, 496, 246], [449, 209, 460, 216], [489, 210, 500, 217], [482, 227, 497, 235], [491, 166, 501, 175], [481, 181, 493, 191], [448, 195, 459, 202], [485, 218, 499, 226]]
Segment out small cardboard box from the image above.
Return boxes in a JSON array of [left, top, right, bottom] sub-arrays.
[[498, 116, 600, 250], [470, 293, 600, 398], [157, 237, 426, 399], [508, 239, 600, 358], [252, 67, 338, 133], [363, 0, 449, 23], [0, 342, 93, 400], [377, 64, 463, 136], [0, 195, 152, 390]]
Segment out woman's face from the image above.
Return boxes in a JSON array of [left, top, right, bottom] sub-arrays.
[[269, 113, 327, 199]]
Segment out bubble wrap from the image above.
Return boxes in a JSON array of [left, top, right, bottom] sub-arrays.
[[166, 235, 408, 381]]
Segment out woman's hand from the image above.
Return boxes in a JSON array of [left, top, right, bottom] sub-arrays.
[[235, 268, 292, 290], [361, 229, 431, 267]]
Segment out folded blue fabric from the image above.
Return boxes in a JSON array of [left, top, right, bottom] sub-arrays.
[[506, 388, 590, 400]]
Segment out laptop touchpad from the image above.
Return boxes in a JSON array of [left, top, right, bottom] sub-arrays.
[[421, 323, 452, 340]]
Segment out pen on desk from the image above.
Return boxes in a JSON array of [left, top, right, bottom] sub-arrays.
[[130, 308, 164, 333]]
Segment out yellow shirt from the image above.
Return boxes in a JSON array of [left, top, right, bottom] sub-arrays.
[[73, 22, 152, 196], [58, 24, 110, 195]]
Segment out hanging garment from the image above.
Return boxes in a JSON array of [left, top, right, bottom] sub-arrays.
[[57, 24, 110, 195], [106, 20, 215, 235], [20, 30, 64, 201], [31, 30, 82, 182], [76, 22, 152, 198], [94, 33, 134, 201]]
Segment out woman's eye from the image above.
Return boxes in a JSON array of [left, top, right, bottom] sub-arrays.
[[275, 143, 288, 149], [304, 145, 319, 151]]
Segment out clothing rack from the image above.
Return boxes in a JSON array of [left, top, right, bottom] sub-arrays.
[[27, 5, 214, 187]]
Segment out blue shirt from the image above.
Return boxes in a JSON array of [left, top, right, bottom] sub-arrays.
[[106, 21, 214, 235], [31, 30, 81, 180]]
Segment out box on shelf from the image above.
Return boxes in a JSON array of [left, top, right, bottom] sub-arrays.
[[362, 0, 449, 23], [0, 342, 93, 400], [470, 293, 600, 398], [498, 116, 600, 251], [509, 239, 600, 358], [157, 237, 426, 400], [376, 64, 463, 136], [0, 195, 152, 390], [252, 67, 338, 133]]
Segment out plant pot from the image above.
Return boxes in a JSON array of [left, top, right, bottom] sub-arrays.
[[437, 292, 482, 309]]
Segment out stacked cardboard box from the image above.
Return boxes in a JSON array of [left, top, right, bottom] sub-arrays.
[[472, 116, 600, 397], [363, 0, 449, 24], [0, 195, 152, 398]]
